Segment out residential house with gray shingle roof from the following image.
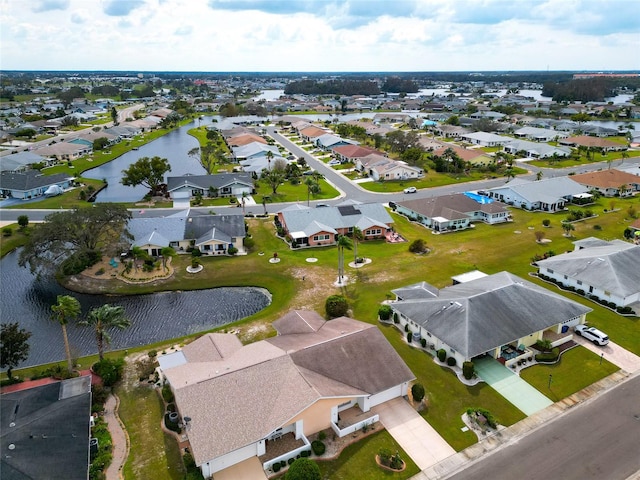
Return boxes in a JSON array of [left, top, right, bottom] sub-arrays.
[[502, 139, 571, 158], [395, 193, 511, 232], [0, 170, 74, 200], [0, 151, 49, 172], [127, 209, 246, 256], [390, 271, 592, 366], [486, 177, 588, 212], [158, 311, 414, 478], [536, 239, 640, 310], [166, 173, 254, 199], [276, 201, 393, 247]]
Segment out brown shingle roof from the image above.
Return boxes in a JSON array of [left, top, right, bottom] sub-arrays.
[[332, 144, 380, 158], [561, 135, 622, 148], [571, 169, 640, 188], [433, 145, 488, 162], [398, 193, 509, 218]]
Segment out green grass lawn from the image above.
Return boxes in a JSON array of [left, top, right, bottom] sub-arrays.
[[528, 149, 640, 169], [6, 178, 106, 210], [316, 429, 420, 480], [520, 347, 619, 402], [118, 384, 186, 480], [0, 224, 31, 257]]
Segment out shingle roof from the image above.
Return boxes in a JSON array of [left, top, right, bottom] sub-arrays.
[[570, 169, 640, 189], [163, 313, 414, 467], [279, 203, 393, 237], [0, 170, 73, 191], [487, 177, 587, 204], [166, 173, 253, 192], [391, 272, 592, 358], [537, 242, 640, 298], [397, 194, 509, 219]]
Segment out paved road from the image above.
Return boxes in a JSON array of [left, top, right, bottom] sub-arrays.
[[445, 374, 640, 480]]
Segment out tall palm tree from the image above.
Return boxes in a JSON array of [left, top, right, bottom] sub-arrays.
[[336, 234, 353, 283], [351, 227, 363, 264], [160, 246, 176, 272], [79, 304, 130, 361], [51, 295, 81, 372]]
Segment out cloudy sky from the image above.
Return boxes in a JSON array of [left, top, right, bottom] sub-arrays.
[[1, 0, 638, 72]]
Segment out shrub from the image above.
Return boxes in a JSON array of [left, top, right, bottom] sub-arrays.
[[404, 323, 409, 332], [406, 332, 412, 343], [61, 250, 102, 275], [301, 450, 311, 457], [378, 304, 392, 321], [318, 430, 326, 441], [535, 347, 560, 363], [378, 448, 392, 466], [462, 361, 475, 379], [311, 440, 325, 456], [243, 237, 255, 249], [2, 227, 12, 237], [411, 383, 425, 402], [437, 349, 446, 362], [393, 312, 399, 323], [542, 219, 550, 227], [447, 357, 457, 367], [17, 215, 29, 229], [409, 238, 428, 254], [162, 384, 175, 403], [325, 295, 348, 318], [288, 458, 295, 465], [421, 338, 427, 348], [148, 349, 157, 358], [286, 458, 321, 480], [535, 339, 552, 351], [92, 358, 125, 387], [191, 249, 202, 257], [228, 246, 238, 255], [272, 462, 281, 473]]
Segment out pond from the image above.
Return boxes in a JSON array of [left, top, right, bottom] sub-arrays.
[[0, 249, 271, 368]]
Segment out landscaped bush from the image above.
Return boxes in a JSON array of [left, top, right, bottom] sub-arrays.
[[408, 238, 428, 254], [617, 306, 633, 314], [378, 304, 392, 321], [447, 357, 457, 367], [311, 440, 325, 456], [325, 295, 348, 318], [288, 457, 295, 465], [437, 349, 446, 362], [300, 450, 311, 457], [393, 312, 399, 323], [162, 384, 175, 403], [406, 332, 412, 343], [462, 361, 475, 379], [61, 249, 102, 275], [92, 358, 125, 387], [421, 338, 427, 348], [228, 246, 238, 255], [2, 227, 12, 237], [404, 323, 409, 332], [535, 339, 552, 351], [411, 383, 425, 402], [272, 462, 281, 473], [467, 407, 498, 429], [535, 347, 560, 363], [164, 412, 181, 433], [286, 458, 321, 480]]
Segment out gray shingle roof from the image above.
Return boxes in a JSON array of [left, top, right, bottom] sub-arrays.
[[279, 203, 392, 237], [166, 173, 253, 192], [537, 242, 640, 297], [392, 272, 592, 358], [488, 177, 587, 204], [397, 194, 509, 220], [0, 170, 73, 191]]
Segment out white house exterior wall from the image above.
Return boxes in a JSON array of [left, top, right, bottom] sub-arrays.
[[368, 383, 409, 408], [202, 441, 262, 477], [543, 268, 637, 307]]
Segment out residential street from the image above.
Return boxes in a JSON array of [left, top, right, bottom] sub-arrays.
[[442, 374, 640, 480]]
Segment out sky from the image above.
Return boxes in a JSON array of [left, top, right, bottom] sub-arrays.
[[1, 0, 639, 72]]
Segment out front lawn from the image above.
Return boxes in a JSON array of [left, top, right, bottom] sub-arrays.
[[520, 346, 619, 402], [317, 429, 419, 480]]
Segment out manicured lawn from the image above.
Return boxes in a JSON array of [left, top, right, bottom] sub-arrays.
[[528, 149, 640, 169], [0, 224, 30, 257], [118, 383, 186, 480], [520, 347, 619, 402], [317, 429, 420, 480], [6, 177, 106, 209], [379, 324, 526, 451]]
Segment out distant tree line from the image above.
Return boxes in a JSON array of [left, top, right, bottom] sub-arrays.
[[381, 76, 418, 93], [542, 77, 640, 103], [284, 79, 380, 96]]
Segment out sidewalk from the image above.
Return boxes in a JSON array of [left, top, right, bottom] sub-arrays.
[[104, 393, 130, 480], [412, 369, 632, 479], [572, 335, 640, 373]]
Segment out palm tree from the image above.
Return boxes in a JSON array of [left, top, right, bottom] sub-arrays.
[[266, 150, 274, 171], [336, 234, 353, 283], [51, 295, 81, 372], [562, 222, 575, 237], [351, 226, 363, 264], [620, 150, 629, 166], [79, 304, 130, 361], [160, 246, 176, 272]]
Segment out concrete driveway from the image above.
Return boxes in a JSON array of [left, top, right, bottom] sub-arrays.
[[572, 335, 640, 373], [372, 397, 455, 470]]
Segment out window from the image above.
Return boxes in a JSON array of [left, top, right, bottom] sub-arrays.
[[577, 280, 582, 285], [564, 275, 568, 280], [547, 268, 554, 274], [313, 234, 330, 241]]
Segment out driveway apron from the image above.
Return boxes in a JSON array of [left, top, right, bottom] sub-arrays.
[[474, 357, 553, 416], [372, 397, 455, 470]]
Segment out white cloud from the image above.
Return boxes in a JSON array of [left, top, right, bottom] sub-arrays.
[[0, 0, 637, 71]]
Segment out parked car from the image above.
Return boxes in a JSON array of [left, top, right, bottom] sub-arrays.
[[404, 186, 417, 194], [328, 160, 341, 166], [574, 324, 609, 346]]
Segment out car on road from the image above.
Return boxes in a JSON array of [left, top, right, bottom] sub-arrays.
[[574, 324, 609, 346], [404, 186, 417, 194]]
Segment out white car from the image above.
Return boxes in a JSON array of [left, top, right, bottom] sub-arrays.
[[328, 160, 341, 166], [574, 324, 609, 346], [404, 186, 417, 194]]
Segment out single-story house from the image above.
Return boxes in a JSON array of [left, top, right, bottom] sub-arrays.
[[226, 133, 267, 147], [502, 139, 571, 158], [276, 201, 393, 247], [432, 125, 472, 138], [394, 193, 511, 232], [356, 154, 423, 181], [0, 170, 74, 200], [460, 131, 510, 147], [314, 133, 356, 150], [331, 144, 381, 163], [581, 125, 619, 137], [298, 125, 330, 142], [35, 142, 92, 161], [0, 376, 92, 480], [570, 169, 640, 197], [513, 126, 568, 142], [127, 209, 246, 256], [390, 271, 592, 366], [158, 310, 415, 478], [166, 173, 254, 199], [485, 177, 588, 212], [0, 151, 49, 172], [536, 239, 640, 309], [558, 135, 627, 152], [431, 145, 494, 166], [232, 143, 280, 162]]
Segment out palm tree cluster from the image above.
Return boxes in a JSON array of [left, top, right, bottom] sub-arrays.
[[51, 295, 131, 371]]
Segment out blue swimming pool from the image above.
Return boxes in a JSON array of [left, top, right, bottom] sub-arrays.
[[464, 191, 493, 204]]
